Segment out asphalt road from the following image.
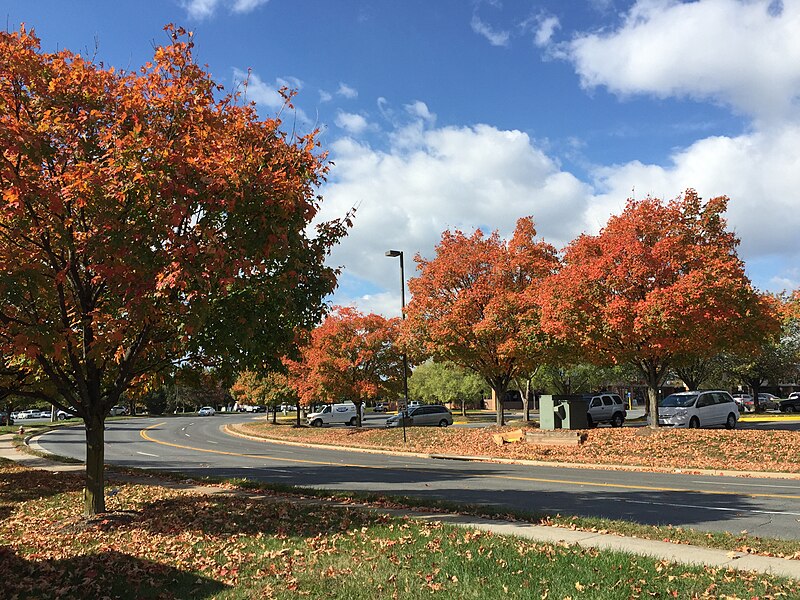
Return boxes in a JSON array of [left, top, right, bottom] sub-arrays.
[[36, 414, 800, 540]]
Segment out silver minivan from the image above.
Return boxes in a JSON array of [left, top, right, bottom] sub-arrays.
[[657, 390, 739, 429], [386, 404, 453, 428]]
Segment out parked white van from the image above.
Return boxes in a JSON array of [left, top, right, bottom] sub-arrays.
[[657, 390, 739, 429], [307, 403, 365, 427]]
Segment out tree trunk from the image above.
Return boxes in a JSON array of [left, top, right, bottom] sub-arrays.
[[295, 401, 301, 426], [492, 388, 505, 426], [460, 398, 466, 417], [272, 408, 277, 424], [84, 413, 106, 516], [354, 399, 363, 427], [646, 386, 659, 429]]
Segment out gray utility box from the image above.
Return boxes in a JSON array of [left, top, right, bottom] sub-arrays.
[[539, 395, 589, 430]]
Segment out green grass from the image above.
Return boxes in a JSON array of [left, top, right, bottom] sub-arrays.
[[1, 462, 798, 599]]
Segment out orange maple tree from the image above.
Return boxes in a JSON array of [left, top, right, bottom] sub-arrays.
[[539, 190, 775, 426], [404, 217, 559, 426], [0, 26, 348, 514], [286, 307, 404, 426]]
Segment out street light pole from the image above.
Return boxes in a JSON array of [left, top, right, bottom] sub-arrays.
[[385, 250, 408, 444]]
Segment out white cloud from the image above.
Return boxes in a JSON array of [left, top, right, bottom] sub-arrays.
[[534, 15, 559, 48], [471, 14, 511, 47], [336, 82, 358, 99], [319, 122, 590, 301], [334, 111, 373, 135], [562, 0, 800, 121], [404, 100, 435, 122], [319, 90, 333, 103], [182, 0, 268, 19], [588, 124, 800, 268], [233, 69, 309, 122]]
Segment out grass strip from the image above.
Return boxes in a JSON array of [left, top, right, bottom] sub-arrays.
[[0, 461, 798, 599]]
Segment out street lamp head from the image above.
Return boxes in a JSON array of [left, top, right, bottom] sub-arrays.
[[385, 250, 401, 257]]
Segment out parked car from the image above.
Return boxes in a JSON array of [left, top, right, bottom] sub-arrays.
[[373, 403, 387, 413], [780, 395, 800, 413], [732, 393, 755, 413], [0, 411, 12, 426], [198, 406, 216, 416], [17, 409, 40, 420], [757, 393, 781, 411], [657, 390, 739, 429], [56, 407, 78, 420], [109, 405, 129, 416], [307, 403, 365, 427], [386, 404, 453, 428], [582, 393, 627, 427], [408, 400, 422, 410], [39, 410, 52, 419]]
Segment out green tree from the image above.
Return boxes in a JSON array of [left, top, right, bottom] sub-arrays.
[[725, 294, 800, 410], [409, 361, 485, 416]]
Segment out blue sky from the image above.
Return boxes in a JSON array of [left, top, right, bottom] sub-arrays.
[[6, 0, 800, 315]]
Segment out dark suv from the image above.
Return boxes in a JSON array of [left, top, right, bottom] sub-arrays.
[[780, 393, 800, 413], [582, 393, 626, 427]]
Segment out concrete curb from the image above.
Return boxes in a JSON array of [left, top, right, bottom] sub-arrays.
[[5, 430, 800, 580], [224, 424, 800, 480]]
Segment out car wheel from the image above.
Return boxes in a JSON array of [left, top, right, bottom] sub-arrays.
[[725, 413, 737, 430], [688, 416, 700, 429], [438, 419, 448, 428], [586, 414, 595, 428], [611, 413, 624, 427], [348, 417, 358, 426], [786, 406, 795, 414], [311, 419, 323, 427], [58, 415, 66, 421]]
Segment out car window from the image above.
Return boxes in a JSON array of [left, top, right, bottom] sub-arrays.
[[602, 397, 613, 406], [697, 394, 713, 408], [660, 393, 698, 407], [590, 398, 602, 408], [611, 395, 622, 405]]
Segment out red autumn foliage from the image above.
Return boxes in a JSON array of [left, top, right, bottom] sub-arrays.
[[286, 307, 405, 425], [405, 217, 559, 426], [0, 25, 347, 514], [538, 191, 776, 424]]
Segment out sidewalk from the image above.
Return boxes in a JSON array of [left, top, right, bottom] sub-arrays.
[[3, 431, 800, 580]]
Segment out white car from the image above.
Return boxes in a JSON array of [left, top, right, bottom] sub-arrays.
[[307, 403, 364, 427], [198, 406, 215, 416], [17, 410, 40, 419], [657, 390, 739, 429], [583, 393, 627, 427]]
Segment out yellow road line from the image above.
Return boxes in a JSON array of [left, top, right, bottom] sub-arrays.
[[140, 423, 800, 500]]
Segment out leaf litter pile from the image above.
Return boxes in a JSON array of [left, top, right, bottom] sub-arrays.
[[2, 462, 799, 599], [239, 422, 800, 474]]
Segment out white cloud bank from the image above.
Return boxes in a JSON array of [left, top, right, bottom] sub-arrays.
[[563, 0, 800, 122], [319, 120, 591, 301], [322, 120, 800, 308]]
